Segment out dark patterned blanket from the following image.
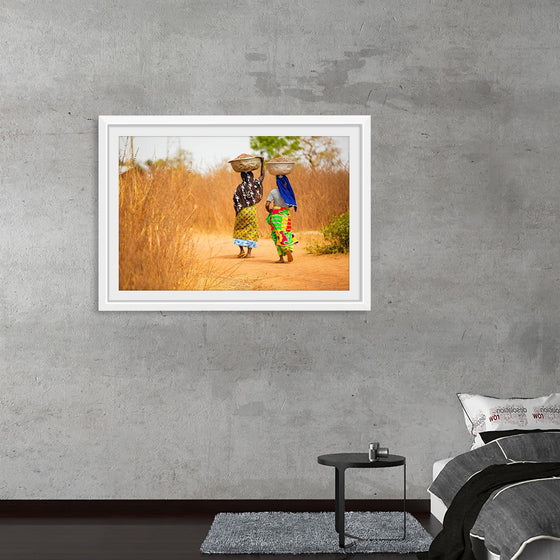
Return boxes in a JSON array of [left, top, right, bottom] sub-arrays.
[[471, 473, 560, 559], [421, 432, 560, 560]]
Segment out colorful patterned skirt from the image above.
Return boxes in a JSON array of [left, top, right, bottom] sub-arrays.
[[233, 205, 259, 248], [266, 206, 298, 256]]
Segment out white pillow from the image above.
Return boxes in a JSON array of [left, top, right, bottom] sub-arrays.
[[457, 393, 560, 447]]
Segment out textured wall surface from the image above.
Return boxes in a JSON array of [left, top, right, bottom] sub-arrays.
[[1, 1, 559, 500]]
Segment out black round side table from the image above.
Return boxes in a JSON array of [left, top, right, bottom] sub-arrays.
[[317, 453, 406, 548]]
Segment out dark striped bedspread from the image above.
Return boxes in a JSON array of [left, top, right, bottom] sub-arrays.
[[426, 432, 560, 560], [471, 475, 560, 559]]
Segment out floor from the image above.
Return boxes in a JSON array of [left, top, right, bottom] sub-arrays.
[[0, 513, 441, 560]]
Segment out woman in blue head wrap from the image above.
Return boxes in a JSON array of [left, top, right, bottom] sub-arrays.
[[265, 174, 298, 263]]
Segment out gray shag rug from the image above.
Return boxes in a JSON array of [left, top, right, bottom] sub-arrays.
[[200, 511, 433, 554]]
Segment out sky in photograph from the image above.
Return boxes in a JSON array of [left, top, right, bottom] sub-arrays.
[[121, 136, 349, 172]]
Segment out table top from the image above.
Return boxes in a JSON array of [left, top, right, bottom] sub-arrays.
[[317, 453, 405, 468]]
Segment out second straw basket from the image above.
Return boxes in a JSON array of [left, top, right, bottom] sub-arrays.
[[228, 153, 262, 173], [265, 157, 295, 176]]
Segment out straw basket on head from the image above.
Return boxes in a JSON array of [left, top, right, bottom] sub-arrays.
[[266, 157, 295, 176], [228, 153, 262, 173]]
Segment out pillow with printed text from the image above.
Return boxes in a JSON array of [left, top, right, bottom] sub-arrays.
[[457, 392, 560, 448]]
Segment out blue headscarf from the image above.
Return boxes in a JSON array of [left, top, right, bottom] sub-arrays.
[[276, 175, 297, 211]]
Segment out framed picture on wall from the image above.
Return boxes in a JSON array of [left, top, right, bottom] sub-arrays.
[[98, 115, 370, 311]]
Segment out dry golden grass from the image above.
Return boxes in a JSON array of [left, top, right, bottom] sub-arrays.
[[119, 163, 348, 290], [119, 167, 217, 291]]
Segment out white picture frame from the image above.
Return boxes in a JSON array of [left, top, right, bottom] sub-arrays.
[[98, 115, 370, 311]]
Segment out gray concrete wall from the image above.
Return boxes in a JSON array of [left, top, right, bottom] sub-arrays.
[[1, 0, 558, 500]]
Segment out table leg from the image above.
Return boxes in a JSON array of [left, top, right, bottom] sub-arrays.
[[403, 460, 407, 539], [335, 467, 345, 547]]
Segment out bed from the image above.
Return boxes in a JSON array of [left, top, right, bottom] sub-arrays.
[[426, 392, 560, 560]]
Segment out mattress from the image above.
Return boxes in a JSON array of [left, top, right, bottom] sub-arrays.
[[429, 457, 451, 525]]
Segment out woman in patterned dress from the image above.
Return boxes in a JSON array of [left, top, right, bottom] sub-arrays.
[[232, 157, 264, 258], [265, 175, 298, 263]]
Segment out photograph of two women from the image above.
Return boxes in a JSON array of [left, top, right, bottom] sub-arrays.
[[119, 135, 350, 292]]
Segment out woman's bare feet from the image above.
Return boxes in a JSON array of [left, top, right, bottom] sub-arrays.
[[275, 257, 285, 263]]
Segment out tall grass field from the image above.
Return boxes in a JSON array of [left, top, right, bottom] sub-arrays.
[[119, 164, 349, 290]]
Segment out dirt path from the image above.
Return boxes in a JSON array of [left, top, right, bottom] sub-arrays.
[[194, 233, 349, 291]]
